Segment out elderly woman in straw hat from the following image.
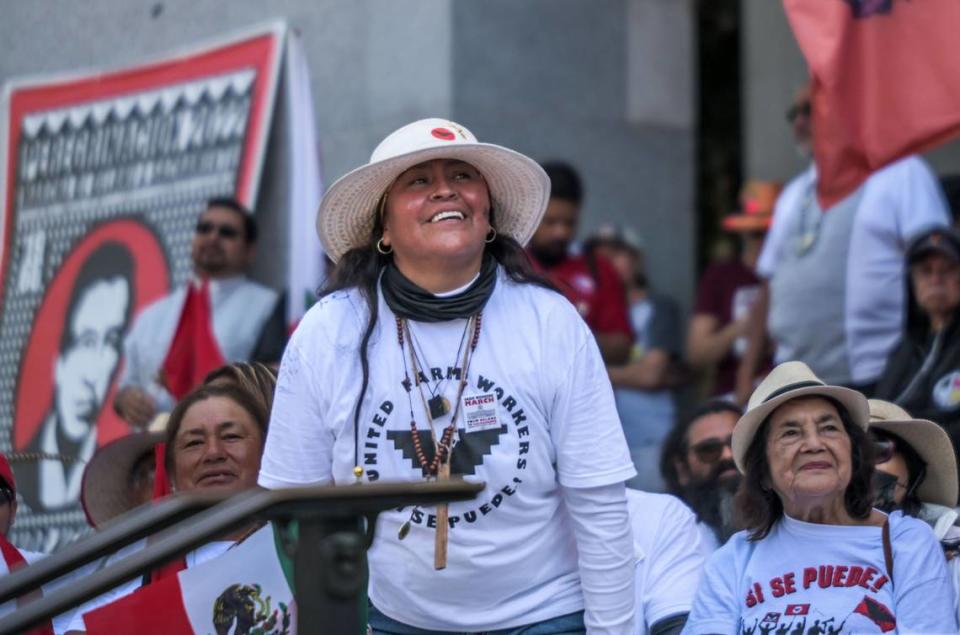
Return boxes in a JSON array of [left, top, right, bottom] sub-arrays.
[[868, 399, 960, 625], [258, 119, 637, 634], [683, 361, 956, 634]]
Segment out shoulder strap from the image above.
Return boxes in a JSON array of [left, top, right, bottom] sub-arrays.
[[882, 518, 895, 586]]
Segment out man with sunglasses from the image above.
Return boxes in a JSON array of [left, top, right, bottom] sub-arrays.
[[660, 400, 742, 554], [736, 83, 949, 401], [114, 198, 286, 427]]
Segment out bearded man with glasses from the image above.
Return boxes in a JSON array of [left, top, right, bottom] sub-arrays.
[[660, 400, 743, 554], [114, 198, 286, 428]]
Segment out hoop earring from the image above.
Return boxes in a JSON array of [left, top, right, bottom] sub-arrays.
[[376, 238, 393, 255], [485, 227, 497, 243]]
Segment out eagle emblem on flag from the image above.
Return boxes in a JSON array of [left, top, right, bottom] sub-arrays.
[[212, 583, 292, 635]]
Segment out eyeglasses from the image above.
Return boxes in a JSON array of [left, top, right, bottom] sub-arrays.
[[689, 435, 733, 464], [786, 101, 811, 123], [0, 487, 13, 504], [872, 436, 897, 464], [195, 221, 241, 240]]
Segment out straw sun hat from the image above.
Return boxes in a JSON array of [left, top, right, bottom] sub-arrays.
[[867, 399, 958, 508], [316, 118, 551, 262], [722, 180, 783, 233], [80, 414, 168, 528], [732, 361, 870, 472]]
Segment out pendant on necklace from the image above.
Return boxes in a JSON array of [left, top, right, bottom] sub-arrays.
[[429, 395, 451, 419]]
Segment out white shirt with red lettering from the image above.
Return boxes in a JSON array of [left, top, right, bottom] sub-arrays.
[[683, 512, 956, 634]]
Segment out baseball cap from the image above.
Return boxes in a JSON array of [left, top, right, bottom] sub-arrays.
[[907, 227, 960, 265]]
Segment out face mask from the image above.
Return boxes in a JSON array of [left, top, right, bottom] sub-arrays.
[[873, 470, 900, 513]]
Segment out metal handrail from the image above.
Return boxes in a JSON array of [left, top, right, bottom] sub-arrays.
[[0, 480, 483, 635], [0, 490, 225, 605]]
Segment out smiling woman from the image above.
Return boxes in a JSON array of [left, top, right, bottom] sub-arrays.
[[64, 381, 272, 633], [259, 119, 639, 634], [164, 384, 268, 497], [683, 362, 958, 634]]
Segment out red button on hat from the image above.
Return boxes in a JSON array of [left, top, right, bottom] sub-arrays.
[[431, 128, 455, 141]]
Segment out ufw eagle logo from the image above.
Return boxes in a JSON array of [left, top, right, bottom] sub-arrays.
[[211, 583, 292, 635], [388, 425, 507, 476], [844, 0, 894, 19]]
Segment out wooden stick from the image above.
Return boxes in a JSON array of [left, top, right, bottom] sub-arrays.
[[434, 461, 450, 570]]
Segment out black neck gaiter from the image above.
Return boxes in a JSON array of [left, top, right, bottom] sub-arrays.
[[381, 254, 498, 322]]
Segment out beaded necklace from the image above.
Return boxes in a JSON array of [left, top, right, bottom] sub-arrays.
[[397, 312, 481, 476]]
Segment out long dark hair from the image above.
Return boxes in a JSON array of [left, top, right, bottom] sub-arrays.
[[736, 396, 875, 541], [320, 204, 555, 466]]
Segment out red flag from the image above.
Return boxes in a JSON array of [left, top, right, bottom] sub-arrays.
[[784, 0, 960, 209], [853, 595, 896, 633], [784, 604, 810, 616], [159, 280, 225, 400], [0, 534, 55, 635]]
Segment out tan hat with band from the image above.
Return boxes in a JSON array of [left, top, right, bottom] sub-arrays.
[[868, 399, 958, 508], [733, 361, 870, 472]]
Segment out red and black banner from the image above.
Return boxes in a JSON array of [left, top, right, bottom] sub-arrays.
[[0, 23, 284, 550]]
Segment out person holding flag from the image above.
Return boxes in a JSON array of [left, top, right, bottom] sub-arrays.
[[259, 118, 637, 633], [113, 198, 286, 428], [736, 84, 949, 402], [64, 380, 271, 633]]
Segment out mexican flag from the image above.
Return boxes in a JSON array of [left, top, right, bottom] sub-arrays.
[[83, 524, 295, 634]]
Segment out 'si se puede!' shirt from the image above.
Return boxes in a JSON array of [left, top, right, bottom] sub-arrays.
[[683, 512, 956, 634], [259, 270, 636, 632]]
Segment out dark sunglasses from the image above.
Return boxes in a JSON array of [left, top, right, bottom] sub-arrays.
[[689, 435, 733, 464], [786, 101, 811, 123], [872, 436, 897, 464], [0, 487, 13, 504], [196, 220, 241, 240]]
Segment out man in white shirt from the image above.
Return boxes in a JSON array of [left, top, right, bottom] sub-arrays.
[[114, 198, 285, 426], [625, 489, 704, 635], [738, 86, 950, 399]]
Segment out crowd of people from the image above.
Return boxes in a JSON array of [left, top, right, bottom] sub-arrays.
[[1, 100, 959, 634]]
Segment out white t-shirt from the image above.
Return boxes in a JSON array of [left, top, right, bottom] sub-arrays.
[[758, 157, 949, 384], [65, 539, 234, 631], [683, 512, 957, 634], [259, 270, 636, 631], [0, 548, 85, 634], [696, 522, 721, 558], [626, 490, 704, 634]]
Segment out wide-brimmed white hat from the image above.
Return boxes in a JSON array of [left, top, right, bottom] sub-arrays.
[[316, 118, 550, 262], [868, 399, 958, 508], [732, 361, 869, 472]]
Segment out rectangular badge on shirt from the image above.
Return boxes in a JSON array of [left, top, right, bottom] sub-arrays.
[[462, 393, 499, 433]]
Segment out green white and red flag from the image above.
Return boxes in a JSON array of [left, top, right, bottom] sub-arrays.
[[83, 523, 295, 634]]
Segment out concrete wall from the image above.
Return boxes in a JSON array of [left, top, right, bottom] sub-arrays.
[[1, 0, 697, 308], [741, 0, 960, 184]]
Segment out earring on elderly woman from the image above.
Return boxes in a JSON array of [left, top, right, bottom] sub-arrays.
[[377, 238, 393, 255], [485, 227, 497, 243]]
